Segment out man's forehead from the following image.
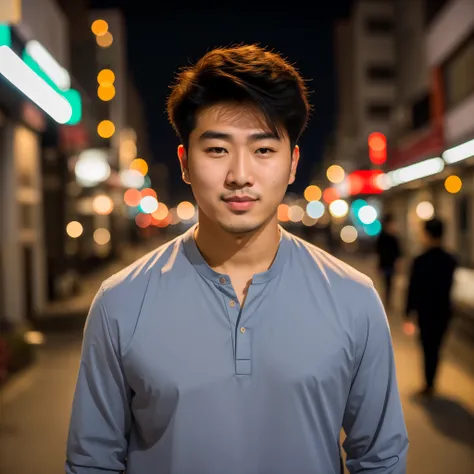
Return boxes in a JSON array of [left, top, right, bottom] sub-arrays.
[[196, 103, 273, 133]]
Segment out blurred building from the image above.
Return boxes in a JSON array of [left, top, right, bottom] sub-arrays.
[[343, 0, 396, 169], [333, 20, 356, 171], [0, 0, 83, 327], [316, 1, 396, 177], [382, 0, 474, 266], [308, 0, 397, 247]]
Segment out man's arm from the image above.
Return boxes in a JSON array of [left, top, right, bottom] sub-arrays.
[[66, 286, 132, 473], [342, 282, 408, 473]]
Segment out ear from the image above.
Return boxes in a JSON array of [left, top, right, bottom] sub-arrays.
[[288, 145, 300, 185], [177, 144, 191, 184]]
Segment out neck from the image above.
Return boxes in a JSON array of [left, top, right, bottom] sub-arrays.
[[428, 240, 442, 249], [194, 213, 281, 275]]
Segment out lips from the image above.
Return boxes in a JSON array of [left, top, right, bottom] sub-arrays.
[[223, 196, 257, 212], [223, 196, 256, 203]]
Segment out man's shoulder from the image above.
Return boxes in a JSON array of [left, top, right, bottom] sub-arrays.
[[288, 232, 373, 289], [101, 233, 185, 297]]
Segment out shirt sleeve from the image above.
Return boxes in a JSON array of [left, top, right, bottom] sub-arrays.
[[65, 286, 131, 473], [342, 282, 409, 473]]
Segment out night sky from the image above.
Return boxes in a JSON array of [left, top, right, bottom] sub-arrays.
[[91, 1, 353, 198]]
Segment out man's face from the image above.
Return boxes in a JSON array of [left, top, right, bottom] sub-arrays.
[[178, 102, 299, 234]]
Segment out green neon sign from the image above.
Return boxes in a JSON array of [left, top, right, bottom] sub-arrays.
[[21, 51, 82, 125], [0, 24, 11, 47]]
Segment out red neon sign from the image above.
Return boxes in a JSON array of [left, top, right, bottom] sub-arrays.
[[348, 170, 384, 195], [368, 132, 387, 165]]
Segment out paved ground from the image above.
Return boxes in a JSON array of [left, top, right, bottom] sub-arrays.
[[0, 239, 473, 474]]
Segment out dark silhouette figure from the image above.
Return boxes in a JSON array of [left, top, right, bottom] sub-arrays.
[[405, 218, 457, 397], [375, 214, 401, 308]]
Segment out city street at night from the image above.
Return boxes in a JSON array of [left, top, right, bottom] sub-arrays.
[[1, 0, 474, 473]]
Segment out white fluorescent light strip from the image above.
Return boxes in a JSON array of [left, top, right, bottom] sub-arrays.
[[388, 157, 445, 187], [0, 46, 72, 124], [25, 40, 71, 91], [442, 138, 474, 164]]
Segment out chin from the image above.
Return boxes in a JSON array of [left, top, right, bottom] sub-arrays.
[[217, 217, 267, 235]]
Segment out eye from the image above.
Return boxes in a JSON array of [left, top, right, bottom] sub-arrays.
[[256, 147, 274, 155], [205, 147, 227, 156]]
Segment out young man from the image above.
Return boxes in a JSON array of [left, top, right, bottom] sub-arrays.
[[66, 45, 408, 474], [405, 218, 457, 397]]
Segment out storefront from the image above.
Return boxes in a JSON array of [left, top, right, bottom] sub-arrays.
[[0, 21, 81, 327]]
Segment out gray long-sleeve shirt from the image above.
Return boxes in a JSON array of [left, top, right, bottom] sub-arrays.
[[66, 225, 408, 474]]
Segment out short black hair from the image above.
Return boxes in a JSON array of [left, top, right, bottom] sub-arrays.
[[167, 44, 311, 149], [425, 217, 444, 239]]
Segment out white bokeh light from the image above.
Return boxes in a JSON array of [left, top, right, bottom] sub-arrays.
[[74, 149, 111, 187], [416, 201, 434, 221], [119, 169, 145, 189], [140, 195, 159, 214], [358, 205, 378, 225], [329, 199, 349, 218]]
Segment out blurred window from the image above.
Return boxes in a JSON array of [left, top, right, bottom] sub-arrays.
[[367, 64, 395, 81], [365, 18, 394, 35], [411, 93, 430, 130], [366, 103, 392, 120], [443, 33, 474, 109]]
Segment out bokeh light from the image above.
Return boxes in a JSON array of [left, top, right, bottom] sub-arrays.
[[177, 201, 196, 220], [277, 203, 290, 222], [91, 19, 108, 36], [97, 69, 115, 85], [327, 165, 345, 184], [416, 201, 435, 221], [93, 228, 111, 245], [97, 32, 113, 48], [304, 185, 322, 202], [130, 158, 148, 176], [98, 84, 115, 101], [444, 175, 462, 194], [66, 221, 83, 238], [341, 225, 358, 243], [329, 199, 349, 218], [306, 200, 325, 219], [97, 120, 115, 138], [92, 195, 114, 215]]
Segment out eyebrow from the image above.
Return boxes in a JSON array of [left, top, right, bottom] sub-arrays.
[[198, 130, 281, 142]]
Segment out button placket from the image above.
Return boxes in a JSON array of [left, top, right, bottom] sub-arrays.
[[236, 325, 251, 375]]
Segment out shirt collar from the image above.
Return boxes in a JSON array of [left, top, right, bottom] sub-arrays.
[[182, 223, 291, 284]]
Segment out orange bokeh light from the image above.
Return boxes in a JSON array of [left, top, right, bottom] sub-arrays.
[[323, 188, 339, 204]]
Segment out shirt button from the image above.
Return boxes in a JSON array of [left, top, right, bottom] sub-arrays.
[[229, 300, 236, 307], [240, 327, 246, 334], [219, 277, 226, 284]]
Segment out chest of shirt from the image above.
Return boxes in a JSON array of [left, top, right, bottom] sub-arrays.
[[122, 275, 355, 402]]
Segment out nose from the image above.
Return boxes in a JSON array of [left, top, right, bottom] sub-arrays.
[[225, 150, 255, 188]]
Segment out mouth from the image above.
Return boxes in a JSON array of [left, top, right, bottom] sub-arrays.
[[222, 196, 258, 212]]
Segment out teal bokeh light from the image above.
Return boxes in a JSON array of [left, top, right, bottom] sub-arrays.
[[363, 220, 382, 236]]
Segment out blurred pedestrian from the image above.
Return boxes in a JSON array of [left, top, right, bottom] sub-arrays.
[[375, 213, 401, 309], [405, 217, 457, 397]]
